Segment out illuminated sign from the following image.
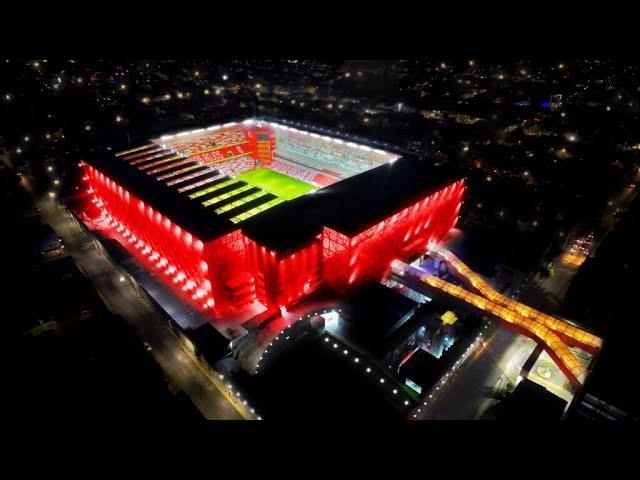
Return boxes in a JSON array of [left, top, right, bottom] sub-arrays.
[[405, 378, 422, 394]]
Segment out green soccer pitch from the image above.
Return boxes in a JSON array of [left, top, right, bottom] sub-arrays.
[[236, 168, 316, 201]]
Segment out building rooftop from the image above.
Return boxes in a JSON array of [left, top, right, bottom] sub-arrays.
[[186, 323, 231, 367], [399, 348, 442, 389], [483, 378, 567, 420]]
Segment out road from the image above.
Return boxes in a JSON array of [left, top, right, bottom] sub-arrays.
[[418, 321, 537, 420], [38, 196, 243, 420], [526, 249, 580, 311], [523, 177, 639, 312]]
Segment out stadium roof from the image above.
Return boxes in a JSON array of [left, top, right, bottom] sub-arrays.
[[242, 156, 460, 252], [88, 148, 235, 242]]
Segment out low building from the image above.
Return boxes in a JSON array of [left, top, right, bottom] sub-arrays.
[[482, 378, 567, 420]]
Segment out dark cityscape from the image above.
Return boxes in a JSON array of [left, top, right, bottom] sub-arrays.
[[2, 54, 639, 428]]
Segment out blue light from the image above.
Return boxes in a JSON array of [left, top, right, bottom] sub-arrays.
[[541, 102, 550, 108]]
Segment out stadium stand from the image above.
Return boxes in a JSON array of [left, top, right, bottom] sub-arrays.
[[269, 159, 319, 185], [275, 128, 394, 177], [215, 155, 256, 177]]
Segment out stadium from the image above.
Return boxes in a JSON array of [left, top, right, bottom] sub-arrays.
[[79, 118, 465, 325]]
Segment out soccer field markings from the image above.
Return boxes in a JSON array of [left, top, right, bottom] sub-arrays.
[[236, 168, 316, 201]]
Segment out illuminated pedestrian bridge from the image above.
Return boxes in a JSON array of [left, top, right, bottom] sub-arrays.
[[391, 244, 603, 390]]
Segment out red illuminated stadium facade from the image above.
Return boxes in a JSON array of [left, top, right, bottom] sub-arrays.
[[79, 119, 464, 324]]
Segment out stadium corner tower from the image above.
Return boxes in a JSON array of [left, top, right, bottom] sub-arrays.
[[80, 119, 464, 323]]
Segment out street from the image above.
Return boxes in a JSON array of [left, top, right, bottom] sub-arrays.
[[523, 176, 639, 312], [417, 321, 537, 420], [38, 196, 243, 420]]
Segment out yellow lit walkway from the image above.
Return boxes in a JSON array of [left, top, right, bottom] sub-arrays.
[[417, 273, 586, 388], [426, 243, 602, 353]]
